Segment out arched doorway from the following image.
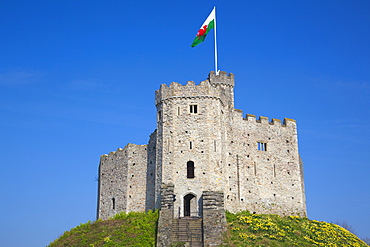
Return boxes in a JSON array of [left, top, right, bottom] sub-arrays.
[[184, 193, 196, 217]]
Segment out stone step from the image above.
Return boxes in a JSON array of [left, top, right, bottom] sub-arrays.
[[171, 218, 203, 246]]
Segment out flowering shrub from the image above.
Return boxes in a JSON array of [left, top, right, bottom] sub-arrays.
[[225, 211, 368, 247]]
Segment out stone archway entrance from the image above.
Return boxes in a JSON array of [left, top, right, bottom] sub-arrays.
[[184, 193, 197, 217]]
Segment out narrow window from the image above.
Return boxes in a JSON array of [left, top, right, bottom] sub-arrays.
[[112, 198, 115, 210], [257, 142, 267, 151], [177, 107, 180, 116], [214, 140, 216, 152], [189, 105, 198, 114], [187, 161, 195, 178], [157, 110, 162, 122], [273, 164, 276, 177], [190, 141, 192, 149]]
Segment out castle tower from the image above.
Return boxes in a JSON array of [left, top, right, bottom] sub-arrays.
[[154, 71, 234, 217], [97, 71, 306, 221]]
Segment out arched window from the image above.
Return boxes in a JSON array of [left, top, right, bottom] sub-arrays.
[[187, 161, 195, 178]]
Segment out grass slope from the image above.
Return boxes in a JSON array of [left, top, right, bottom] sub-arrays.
[[48, 210, 368, 247], [224, 211, 368, 247], [48, 210, 159, 247]]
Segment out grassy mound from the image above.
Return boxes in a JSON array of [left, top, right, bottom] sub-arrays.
[[224, 211, 368, 247], [48, 210, 368, 246], [48, 210, 158, 247]]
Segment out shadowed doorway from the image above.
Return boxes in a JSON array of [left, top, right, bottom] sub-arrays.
[[184, 193, 196, 217]]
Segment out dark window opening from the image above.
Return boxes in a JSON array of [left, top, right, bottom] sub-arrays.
[[112, 198, 115, 210], [187, 161, 195, 178], [157, 110, 161, 122], [190, 104, 198, 114]]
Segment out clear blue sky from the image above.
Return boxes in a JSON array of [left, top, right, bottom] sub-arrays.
[[1, 1, 369, 246]]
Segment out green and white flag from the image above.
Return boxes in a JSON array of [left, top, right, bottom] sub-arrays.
[[191, 7, 216, 48]]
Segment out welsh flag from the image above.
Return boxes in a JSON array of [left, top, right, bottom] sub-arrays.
[[191, 7, 215, 48]]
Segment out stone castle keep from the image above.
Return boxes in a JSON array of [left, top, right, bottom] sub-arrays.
[[97, 71, 306, 245]]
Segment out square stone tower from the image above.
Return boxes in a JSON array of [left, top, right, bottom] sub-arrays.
[[97, 71, 306, 220]]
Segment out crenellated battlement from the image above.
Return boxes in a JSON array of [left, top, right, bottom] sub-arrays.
[[244, 114, 296, 127], [155, 71, 234, 106], [156, 79, 220, 106], [208, 71, 234, 87], [100, 144, 147, 160]]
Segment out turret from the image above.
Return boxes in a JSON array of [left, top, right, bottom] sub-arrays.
[[208, 71, 235, 108]]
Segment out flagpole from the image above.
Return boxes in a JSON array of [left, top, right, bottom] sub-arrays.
[[213, 6, 219, 75]]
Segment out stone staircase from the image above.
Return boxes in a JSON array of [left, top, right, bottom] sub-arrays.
[[171, 218, 203, 246]]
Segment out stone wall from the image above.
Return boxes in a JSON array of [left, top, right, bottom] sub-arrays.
[[97, 148, 128, 220], [97, 143, 154, 220], [224, 110, 306, 216], [202, 191, 227, 246], [156, 183, 174, 247]]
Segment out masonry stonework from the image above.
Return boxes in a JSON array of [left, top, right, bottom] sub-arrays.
[[97, 71, 306, 222]]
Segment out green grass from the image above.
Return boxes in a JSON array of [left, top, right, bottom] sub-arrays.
[[48, 210, 159, 247], [224, 210, 369, 247], [48, 209, 368, 247]]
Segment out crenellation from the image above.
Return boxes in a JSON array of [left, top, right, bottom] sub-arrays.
[[208, 71, 235, 87], [97, 71, 306, 228], [257, 116, 269, 124], [283, 118, 297, 126]]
